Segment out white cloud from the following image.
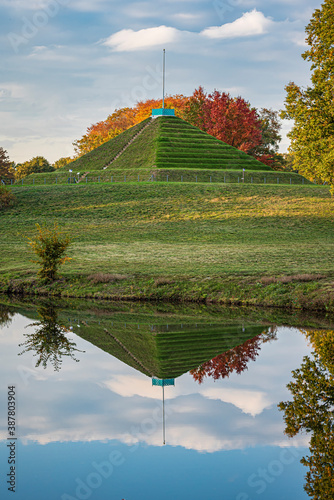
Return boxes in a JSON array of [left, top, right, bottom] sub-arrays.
[[27, 45, 75, 62], [103, 25, 181, 51], [202, 387, 272, 416], [103, 10, 275, 52], [201, 9, 273, 39], [0, 83, 27, 100], [173, 12, 202, 21], [291, 31, 307, 47]]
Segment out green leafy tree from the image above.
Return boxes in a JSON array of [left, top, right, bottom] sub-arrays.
[[19, 304, 84, 371], [15, 156, 54, 180], [281, 0, 334, 192], [250, 108, 283, 167], [27, 223, 71, 283], [0, 147, 14, 182], [278, 329, 334, 499], [182, 86, 207, 130], [52, 157, 73, 169]]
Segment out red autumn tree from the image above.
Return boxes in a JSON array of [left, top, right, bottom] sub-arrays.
[[199, 88, 262, 153], [190, 335, 263, 384], [72, 88, 281, 161]]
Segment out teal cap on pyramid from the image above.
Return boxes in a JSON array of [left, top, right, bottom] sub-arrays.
[[152, 108, 175, 118]]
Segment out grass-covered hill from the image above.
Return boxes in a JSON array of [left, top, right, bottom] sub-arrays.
[[20, 116, 310, 187], [109, 116, 272, 171], [1, 180, 333, 311], [57, 116, 272, 173], [57, 118, 152, 173], [155, 116, 271, 171], [3, 298, 334, 378]]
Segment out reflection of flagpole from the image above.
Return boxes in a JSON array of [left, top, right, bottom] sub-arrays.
[[162, 385, 165, 445], [152, 377, 174, 445]]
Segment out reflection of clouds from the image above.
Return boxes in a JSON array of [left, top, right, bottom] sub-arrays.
[[201, 387, 272, 417], [102, 375, 162, 400], [0, 316, 313, 453], [103, 375, 272, 416], [18, 395, 310, 452]]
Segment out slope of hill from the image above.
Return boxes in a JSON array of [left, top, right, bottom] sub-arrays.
[[106, 116, 272, 171], [57, 118, 151, 172], [18, 115, 312, 186], [155, 116, 271, 171]]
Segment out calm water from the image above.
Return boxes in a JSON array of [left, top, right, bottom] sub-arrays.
[[0, 300, 332, 500]]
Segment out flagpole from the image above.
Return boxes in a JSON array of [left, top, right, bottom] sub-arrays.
[[162, 49, 165, 110]]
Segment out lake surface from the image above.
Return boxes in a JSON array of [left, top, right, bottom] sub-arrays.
[[0, 299, 332, 500]]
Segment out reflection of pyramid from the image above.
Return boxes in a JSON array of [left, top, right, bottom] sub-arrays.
[[76, 322, 267, 379]]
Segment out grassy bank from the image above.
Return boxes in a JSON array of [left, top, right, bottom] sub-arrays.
[[1, 181, 333, 311]]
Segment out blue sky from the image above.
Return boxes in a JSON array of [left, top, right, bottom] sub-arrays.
[[0, 312, 312, 500], [0, 0, 322, 163]]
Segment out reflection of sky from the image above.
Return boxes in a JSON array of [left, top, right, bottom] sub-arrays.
[[0, 312, 312, 499]]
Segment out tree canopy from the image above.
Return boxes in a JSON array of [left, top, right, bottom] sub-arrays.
[[278, 328, 334, 499], [281, 0, 334, 192], [15, 156, 54, 180], [52, 157, 73, 169], [0, 147, 14, 182], [72, 88, 282, 166]]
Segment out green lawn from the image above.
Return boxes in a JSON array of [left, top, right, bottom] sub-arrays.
[[1, 181, 333, 310]]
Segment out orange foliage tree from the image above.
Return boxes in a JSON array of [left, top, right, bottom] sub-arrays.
[[73, 95, 189, 156], [72, 89, 281, 163]]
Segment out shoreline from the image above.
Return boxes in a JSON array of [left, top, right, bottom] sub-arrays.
[[1, 274, 333, 313]]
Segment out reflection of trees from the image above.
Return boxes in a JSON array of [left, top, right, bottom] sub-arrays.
[[190, 327, 277, 383], [0, 305, 14, 328], [278, 329, 334, 500], [19, 304, 84, 371]]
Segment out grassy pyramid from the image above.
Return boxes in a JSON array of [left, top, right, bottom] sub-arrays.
[[57, 115, 273, 172], [23, 114, 311, 185], [56, 118, 151, 173], [155, 116, 272, 171], [109, 116, 272, 171]]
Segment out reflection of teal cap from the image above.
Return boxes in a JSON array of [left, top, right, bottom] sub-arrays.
[[152, 378, 175, 386], [152, 108, 175, 118]]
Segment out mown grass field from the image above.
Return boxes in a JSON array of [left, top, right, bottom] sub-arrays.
[[1, 181, 333, 310]]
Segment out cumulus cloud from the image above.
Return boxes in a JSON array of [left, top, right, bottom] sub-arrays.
[[202, 387, 272, 416], [201, 9, 273, 39], [291, 31, 308, 47], [102, 10, 275, 52], [103, 25, 181, 51]]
